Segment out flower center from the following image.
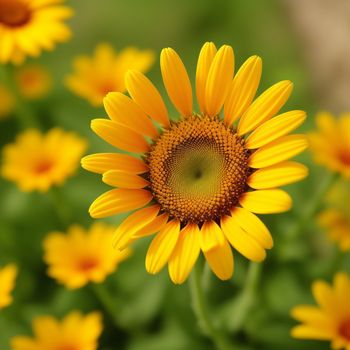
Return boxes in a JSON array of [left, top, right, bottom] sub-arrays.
[[34, 160, 53, 174], [338, 151, 350, 166], [78, 258, 99, 272], [339, 319, 350, 341], [0, 0, 31, 27], [147, 115, 250, 224]]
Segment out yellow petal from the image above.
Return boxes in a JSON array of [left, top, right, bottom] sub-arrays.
[[102, 170, 149, 189], [160, 48, 193, 117], [125, 70, 170, 127], [91, 119, 149, 153], [132, 213, 169, 239], [312, 280, 338, 314], [247, 161, 308, 189], [89, 189, 153, 218], [239, 189, 292, 214], [204, 239, 234, 280], [248, 135, 308, 169], [221, 215, 266, 262], [112, 205, 160, 249], [146, 220, 180, 274], [103, 92, 158, 138], [291, 305, 331, 325], [205, 45, 234, 117], [230, 207, 273, 249], [245, 110, 306, 149], [200, 220, 226, 252], [237, 80, 293, 135], [196, 42, 217, 114], [291, 325, 334, 340], [168, 223, 201, 284], [224, 55, 262, 126], [81, 153, 148, 174]]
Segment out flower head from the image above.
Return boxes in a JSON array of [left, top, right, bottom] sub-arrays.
[[0, 83, 15, 119], [291, 273, 350, 349], [11, 311, 102, 350], [0, 264, 17, 309], [65, 43, 155, 106], [0, 0, 73, 65], [15, 64, 52, 99], [43, 222, 131, 289], [82, 42, 308, 284], [2, 128, 87, 192], [309, 112, 350, 177]]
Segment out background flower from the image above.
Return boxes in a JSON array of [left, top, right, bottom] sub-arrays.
[[65, 43, 155, 106], [0, 264, 17, 309], [43, 222, 131, 289]]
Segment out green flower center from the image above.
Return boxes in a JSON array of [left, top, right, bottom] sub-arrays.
[[147, 115, 250, 224]]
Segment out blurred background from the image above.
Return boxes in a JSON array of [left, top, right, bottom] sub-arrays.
[[1, 0, 350, 349]]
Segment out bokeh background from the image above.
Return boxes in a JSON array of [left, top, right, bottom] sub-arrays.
[[1, 0, 350, 349]]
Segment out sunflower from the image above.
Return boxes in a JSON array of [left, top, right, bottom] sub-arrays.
[[309, 112, 350, 178], [291, 272, 350, 349], [65, 43, 155, 106], [0, 263, 17, 309], [82, 42, 308, 284], [43, 222, 131, 289], [2, 128, 87, 192], [0, 0, 73, 65], [15, 64, 52, 99], [11, 311, 102, 350]]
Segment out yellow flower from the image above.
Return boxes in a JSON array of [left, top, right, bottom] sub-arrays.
[[15, 64, 52, 99], [11, 311, 103, 350], [318, 209, 350, 251], [65, 43, 155, 106], [0, 0, 73, 65], [0, 83, 15, 119], [43, 222, 131, 289], [291, 273, 350, 349], [309, 112, 350, 178], [2, 128, 87, 192], [0, 264, 17, 309], [82, 42, 308, 284]]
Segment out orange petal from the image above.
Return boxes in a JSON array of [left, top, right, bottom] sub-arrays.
[[102, 170, 149, 188]]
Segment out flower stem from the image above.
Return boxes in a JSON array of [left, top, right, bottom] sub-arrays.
[[0, 64, 40, 130], [228, 262, 262, 333], [189, 261, 232, 350], [287, 171, 338, 240], [91, 283, 121, 329]]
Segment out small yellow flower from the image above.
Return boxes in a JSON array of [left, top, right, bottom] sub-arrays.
[[309, 112, 350, 177], [43, 222, 131, 289], [15, 64, 52, 99], [0, 83, 15, 119], [318, 209, 350, 251], [65, 43, 155, 106], [0, 0, 73, 65], [82, 42, 308, 284], [0, 264, 17, 309], [11, 311, 103, 350], [291, 273, 350, 349], [1, 128, 87, 192]]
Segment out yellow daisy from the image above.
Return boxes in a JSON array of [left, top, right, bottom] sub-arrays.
[[15, 64, 52, 99], [318, 209, 350, 251], [0, 263, 17, 309], [0, 0, 73, 65], [2, 128, 87, 192], [0, 83, 15, 119], [65, 43, 155, 107], [82, 42, 308, 284], [11, 311, 102, 350], [291, 272, 350, 349], [43, 222, 131, 289], [309, 112, 350, 178]]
